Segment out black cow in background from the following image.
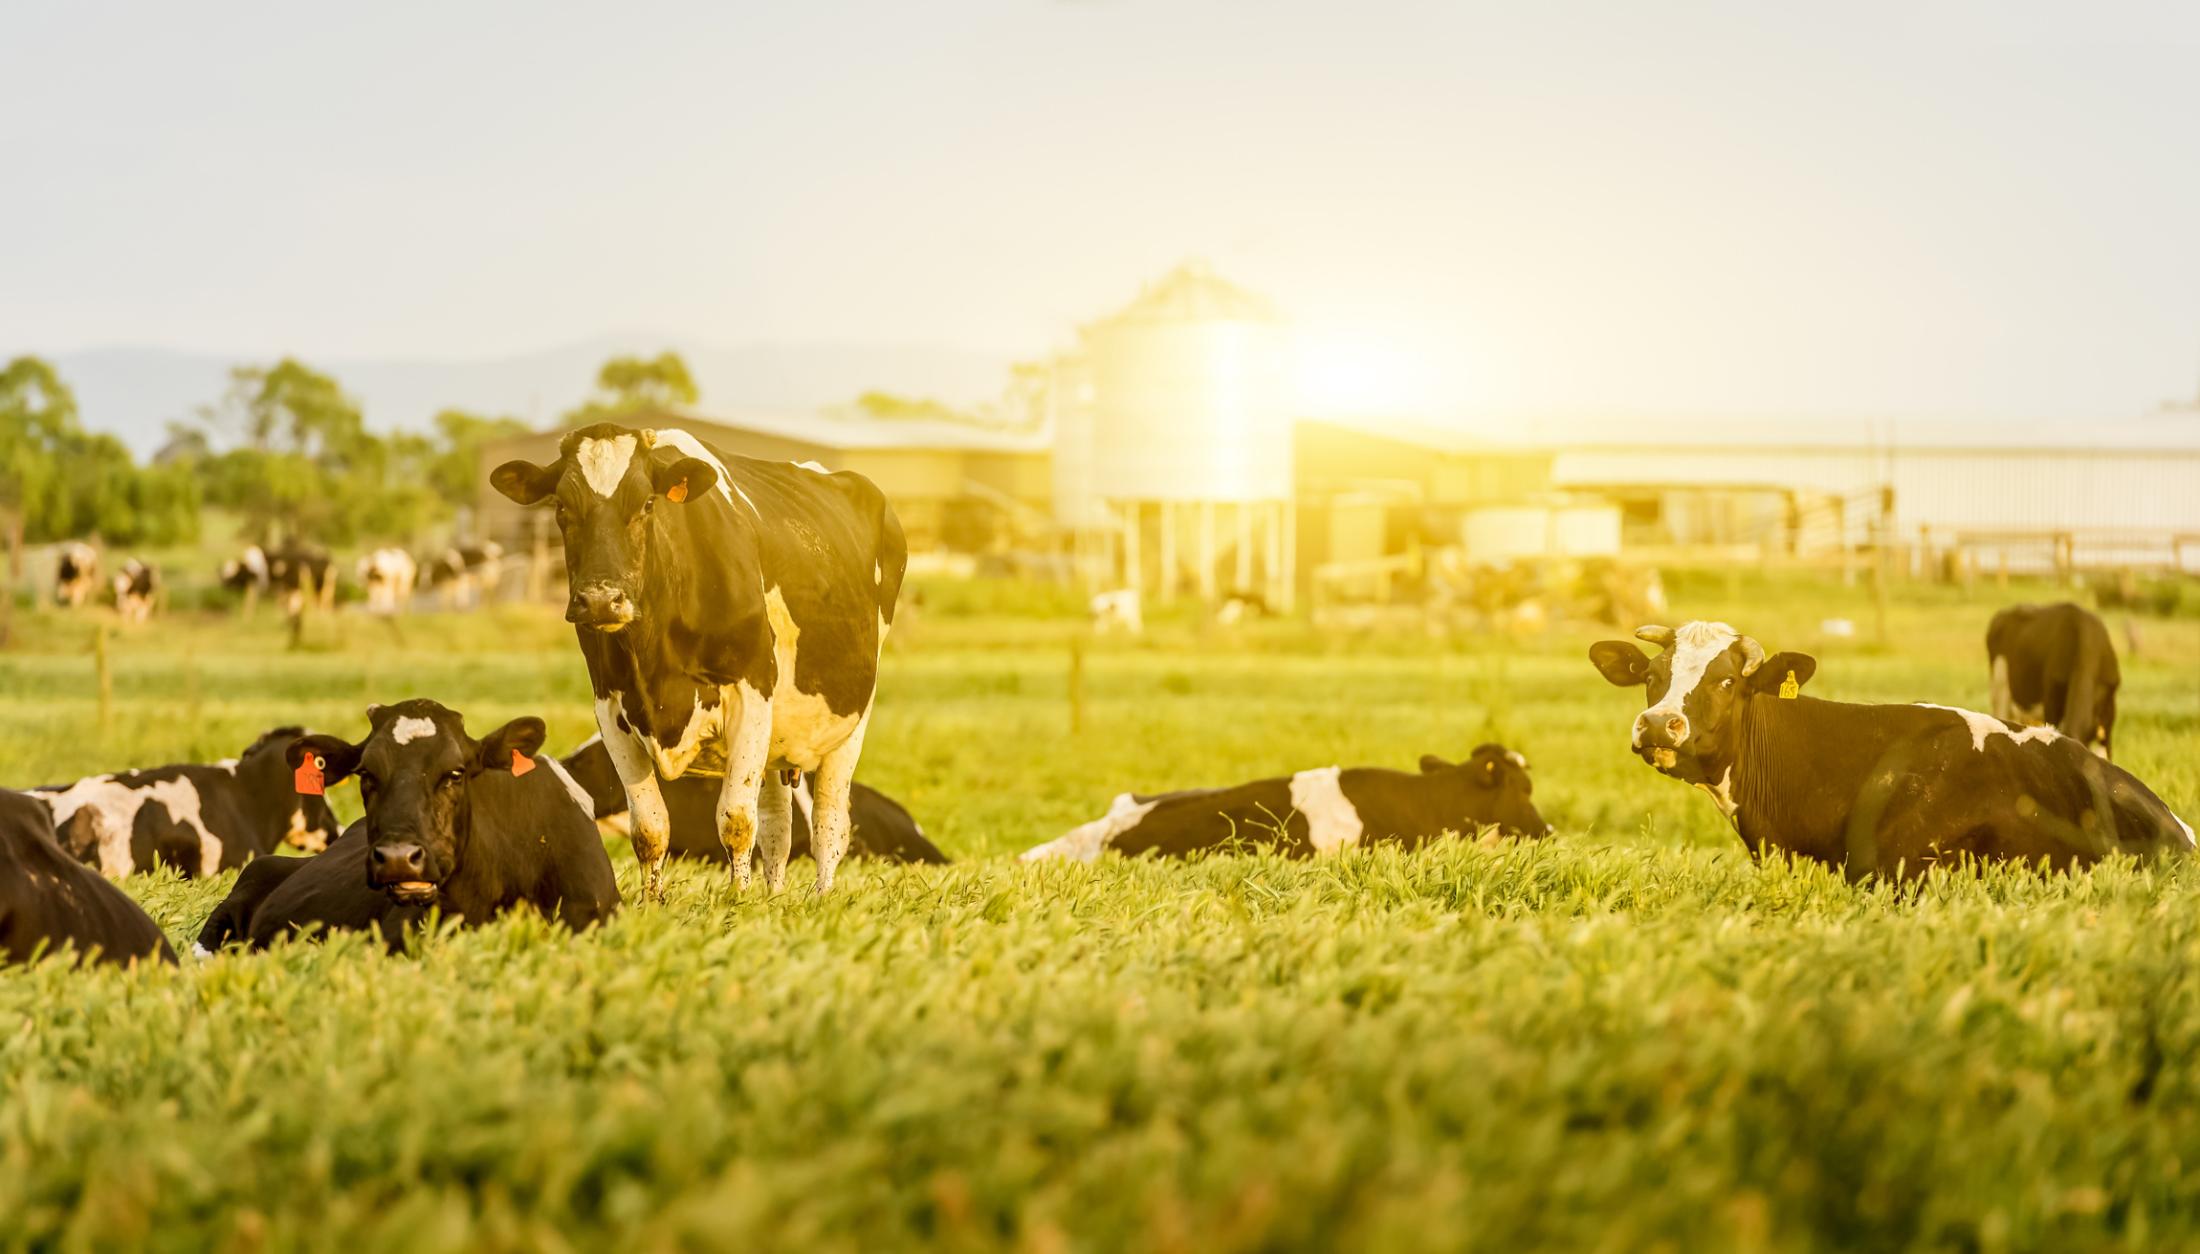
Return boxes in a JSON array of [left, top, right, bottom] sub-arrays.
[[54, 541, 99, 608], [492, 424, 906, 899], [1988, 603, 2120, 759], [421, 541, 505, 609], [1023, 744, 1549, 862], [221, 541, 337, 616], [0, 788, 174, 967], [199, 700, 618, 951], [31, 727, 342, 878], [559, 736, 948, 866]]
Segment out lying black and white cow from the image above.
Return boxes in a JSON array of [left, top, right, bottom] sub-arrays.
[[220, 540, 337, 616], [421, 541, 505, 609], [1988, 603, 2119, 759], [198, 699, 619, 952], [1589, 621, 2194, 877], [31, 727, 343, 878], [559, 736, 948, 866], [1022, 745, 1549, 862], [357, 547, 418, 616], [0, 787, 174, 967], [54, 541, 99, 609], [493, 423, 907, 898], [110, 557, 159, 623]]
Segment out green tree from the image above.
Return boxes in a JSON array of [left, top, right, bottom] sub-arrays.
[[565, 351, 699, 425], [0, 356, 199, 548], [428, 409, 530, 507]]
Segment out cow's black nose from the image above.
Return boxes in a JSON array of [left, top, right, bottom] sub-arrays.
[[370, 842, 428, 883], [567, 585, 636, 627]]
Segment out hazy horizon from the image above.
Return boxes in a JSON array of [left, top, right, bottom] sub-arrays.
[[6, 0, 2199, 426]]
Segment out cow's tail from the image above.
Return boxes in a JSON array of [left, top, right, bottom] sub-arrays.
[[863, 478, 909, 627], [2059, 632, 2102, 745]]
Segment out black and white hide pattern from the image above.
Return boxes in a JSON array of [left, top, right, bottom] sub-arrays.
[[421, 541, 505, 609], [110, 557, 159, 623], [491, 424, 908, 900], [1590, 620, 2192, 878], [0, 788, 175, 968], [559, 735, 948, 866], [357, 547, 418, 616], [31, 727, 343, 879], [1987, 602, 2120, 759], [1023, 744, 1549, 862], [54, 541, 99, 609]]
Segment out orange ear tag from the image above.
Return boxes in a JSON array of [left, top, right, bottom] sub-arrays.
[[511, 750, 536, 776], [294, 754, 326, 796], [666, 480, 689, 503]]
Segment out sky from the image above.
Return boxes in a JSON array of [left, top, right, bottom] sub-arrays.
[[4, 0, 2198, 426]]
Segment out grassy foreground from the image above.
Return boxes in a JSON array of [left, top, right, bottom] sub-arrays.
[[1, 573, 2197, 1251]]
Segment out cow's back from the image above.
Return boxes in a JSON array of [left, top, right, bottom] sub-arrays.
[[0, 789, 175, 967]]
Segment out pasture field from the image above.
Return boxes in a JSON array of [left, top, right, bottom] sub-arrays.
[[2, 572, 2198, 1251]]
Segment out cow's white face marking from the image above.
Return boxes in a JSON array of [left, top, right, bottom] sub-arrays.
[[1290, 766, 1365, 854], [1916, 704, 2064, 753], [795, 460, 831, 474], [538, 754, 601, 818], [1023, 794, 1160, 863], [575, 434, 639, 498], [391, 716, 438, 746], [762, 586, 863, 771], [1636, 621, 1738, 747]]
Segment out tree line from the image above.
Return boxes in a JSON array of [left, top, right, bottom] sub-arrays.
[[0, 350, 700, 551]]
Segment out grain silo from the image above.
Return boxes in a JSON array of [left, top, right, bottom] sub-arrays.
[[1054, 263, 1296, 609]]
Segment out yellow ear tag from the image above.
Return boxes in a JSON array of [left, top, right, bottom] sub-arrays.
[[666, 480, 689, 503], [1778, 670, 1799, 700]]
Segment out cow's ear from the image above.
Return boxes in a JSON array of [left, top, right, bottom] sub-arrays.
[[1418, 754, 1451, 774], [479, 717, 548, 772], [1589, 641, 1651, 687], [653, 456, 717, 504], [287, 735, 362, 786], [1745, 652, 1817, 695], [491, 459, 561, 505]]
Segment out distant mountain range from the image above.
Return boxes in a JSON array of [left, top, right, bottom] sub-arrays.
[[43, 336, 1017, 455]]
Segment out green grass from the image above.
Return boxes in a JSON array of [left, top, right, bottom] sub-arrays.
[[1, 574, 2197, 1251]]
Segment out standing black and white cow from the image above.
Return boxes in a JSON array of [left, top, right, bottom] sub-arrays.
[[31, 727, 343, 878], [1987, 603, 2120, 759], [220, 541, 337, 615], [357, 547, 419, 616], [54, 541, 99, 608], [1023, 744, 1549, 862], [421, 541, 505, 609], [559, 735, 949, 866], [1589, 620, 2193, 877], [196, 699, 618, 951], [0, 788, 174, 967], [492, 424, 907, 898], [110, 558, 159, 623]]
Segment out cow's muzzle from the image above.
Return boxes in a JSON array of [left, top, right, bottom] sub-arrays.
[[1632, 710, 1689, 751], [369, 841, 437, 902], [567, 584, 636, 630]]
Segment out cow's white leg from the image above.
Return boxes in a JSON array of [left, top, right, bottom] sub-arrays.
[[1989, 655, 2013, 723], [809, 707, 871, 895], [715, 682, 774, 892], [756, 770, 794, 893], [600, 724, 673, 902]]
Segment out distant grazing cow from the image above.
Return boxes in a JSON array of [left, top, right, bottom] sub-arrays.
[[559, 736, 948, 866], [1023, 744, 1549, 862], [0, 788, 174, 967], [492, 424, 907, 899], [54, 541, 99, 608], [357, 547, 418, 616], [1589, 621, 2193, 877], [31, 727, 343, 878], [110, 558, 159, 623], [421, 541, 505, 609], [1090, 589, 1143, 634], [197, 699, 618, 951], [220, 541, 337, 616], [1988, 603, 2120, 759]]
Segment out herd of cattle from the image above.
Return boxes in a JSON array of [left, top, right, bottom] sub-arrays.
[[50, 538, 512, 621], [2, 425, 2192, 970]]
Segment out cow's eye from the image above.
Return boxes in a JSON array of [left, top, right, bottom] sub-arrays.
[[554, 504, 572, 527], [1720, 677, 1735, 690], [442, 770, 464, 786]]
